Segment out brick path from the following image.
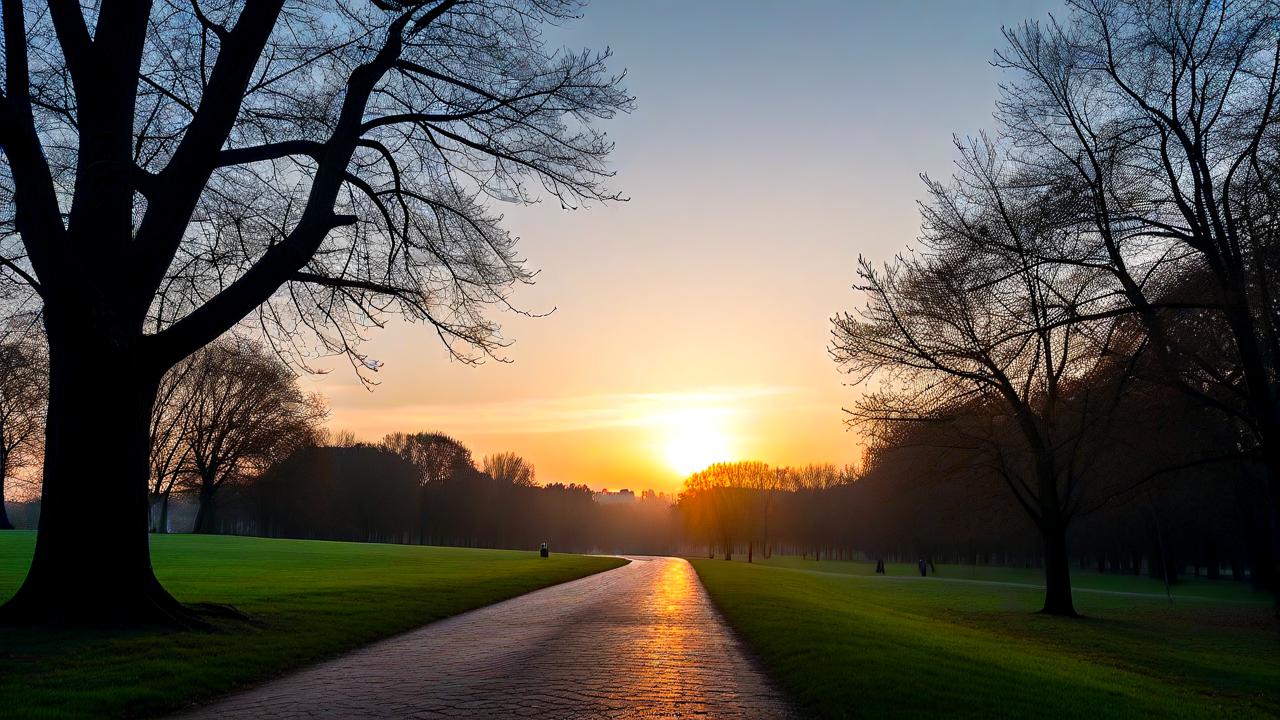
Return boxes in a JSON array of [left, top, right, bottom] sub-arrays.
[[176, 556, 794, 719]]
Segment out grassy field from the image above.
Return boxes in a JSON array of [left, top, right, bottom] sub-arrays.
[[691, 557, 1279, 719], [0, 532, 625, 720], [755, 556, 1265, 601]]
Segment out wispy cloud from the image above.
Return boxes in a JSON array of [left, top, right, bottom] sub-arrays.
[[331, 385, 796, 436]]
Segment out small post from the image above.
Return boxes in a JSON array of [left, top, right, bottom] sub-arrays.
[[540, 541, 549, 558]]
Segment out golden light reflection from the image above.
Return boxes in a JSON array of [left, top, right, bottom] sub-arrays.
[[658, 560, 686, 616], [629, 560, 700, 704]]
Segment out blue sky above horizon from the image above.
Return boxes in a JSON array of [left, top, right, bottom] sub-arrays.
[[308, 0, 1063, 493]]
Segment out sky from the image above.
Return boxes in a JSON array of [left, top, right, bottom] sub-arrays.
[[306, 0, 1062, 494]]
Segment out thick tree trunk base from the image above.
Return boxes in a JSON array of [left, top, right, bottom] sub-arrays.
[[1039, 522, 1079, 618], [0, 328, 230, 629], [1036, 601, 1081, 618], [0, 571, 215, 628]]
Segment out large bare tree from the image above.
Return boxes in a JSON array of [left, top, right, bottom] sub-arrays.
[[0, 0, 630, 624], [177, 337, 327, 534], [481, 451, 536, 487], [995, 0, 1280, 601], [832, 141, 1133, 616]]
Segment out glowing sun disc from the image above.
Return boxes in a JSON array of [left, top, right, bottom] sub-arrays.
[[662, 408, 734, 476]]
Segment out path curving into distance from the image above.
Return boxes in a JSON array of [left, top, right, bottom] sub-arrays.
[[176, 556, 794, 719]]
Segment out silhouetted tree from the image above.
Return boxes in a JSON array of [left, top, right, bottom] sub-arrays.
[[0, 0, 630, 624], [148, 356, 197, 534], [996, 0, 1280, 605], [682, 461, 782, 562], [254, 444, 420, 542], [482, 452, 536, 487], [832, 140, 1132, 616], [328, 429, 360, 448], [0, 337, 45, 530], [177, 338, 327, 534], [383, 431, 478, 485], [382, 430, 487, 544], [779, 463, 847, 560]]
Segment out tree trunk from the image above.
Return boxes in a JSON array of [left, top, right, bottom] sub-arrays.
[[1039, 522, 1077, 617], [193, 483, 218, 534], [1220, 303, 1280, 614], [0, 331, 196, 626], [157, 489, 172, 534], [1261, 449, 1280, 616], [0, 451, 13, 530]]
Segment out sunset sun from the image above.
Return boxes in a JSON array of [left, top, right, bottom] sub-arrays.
[[661, 408, 735, 477]]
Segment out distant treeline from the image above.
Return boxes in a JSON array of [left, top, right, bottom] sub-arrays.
[[179, 416, 1266, 588], [679, 383, 1269, 587], [203, 438, 681, 556], [680, 456, 1262, 587], [8, 417, 1257, 586]]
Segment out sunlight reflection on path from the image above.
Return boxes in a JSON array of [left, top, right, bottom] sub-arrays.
[[177, 556, 793, 719]]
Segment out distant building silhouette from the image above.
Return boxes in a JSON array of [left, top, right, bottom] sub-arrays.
[[593, 488, 637, 505]]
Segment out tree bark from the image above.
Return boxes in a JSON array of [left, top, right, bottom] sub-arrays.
[[0, 451, 13, 530], [1039, 521, 1077, 617], [1260, 446, 1280, 617], [0, 327, 195, 626], [157, 490, 171, 535], [1219, 303, 1280, 614], [193, 483, 218, 534]]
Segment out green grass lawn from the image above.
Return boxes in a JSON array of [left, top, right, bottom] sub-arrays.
[[691, 557, 1279, 719], [755, 556, 1266, 602], [0, 531, 625, 720]]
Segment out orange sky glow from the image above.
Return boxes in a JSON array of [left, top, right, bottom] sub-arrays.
[[301, 0, 1059, 495]]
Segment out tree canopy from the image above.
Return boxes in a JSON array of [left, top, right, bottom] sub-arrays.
[[0, 0, 630, 626]]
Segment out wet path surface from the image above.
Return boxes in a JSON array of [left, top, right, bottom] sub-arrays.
[[176, 557, 794, 719]]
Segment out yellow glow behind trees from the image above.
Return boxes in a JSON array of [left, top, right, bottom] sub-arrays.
[[661, 407, 737, 477]]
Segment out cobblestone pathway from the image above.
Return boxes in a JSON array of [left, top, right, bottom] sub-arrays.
[[176, 556, 795, 719]]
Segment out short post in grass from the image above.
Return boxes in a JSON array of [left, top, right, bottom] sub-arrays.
[[540, 542, 549, 558]]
